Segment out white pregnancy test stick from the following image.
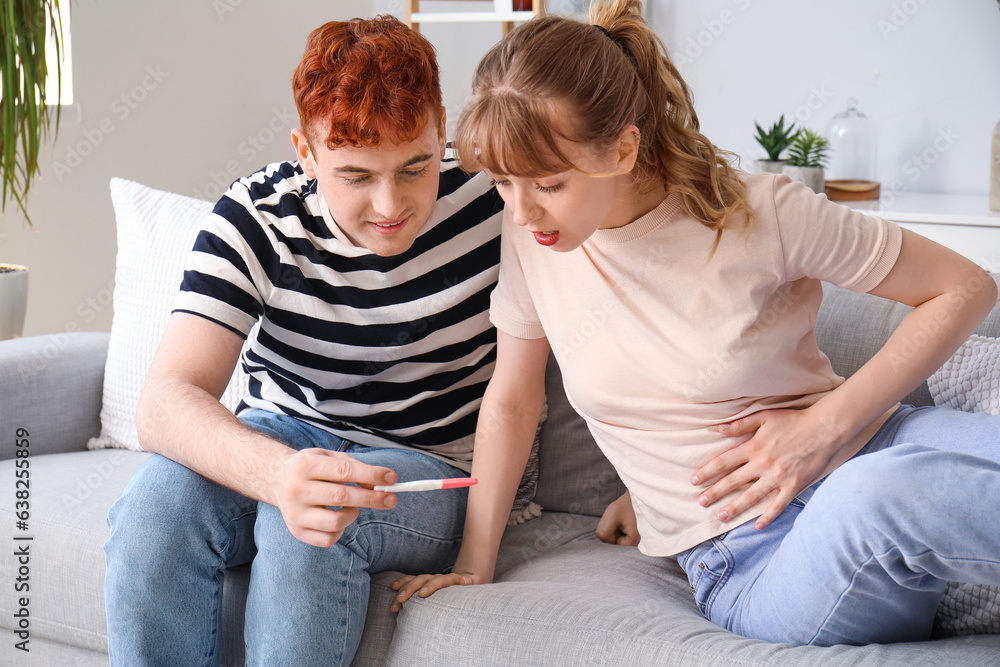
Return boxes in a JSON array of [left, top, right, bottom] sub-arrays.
[[374, 477, 478, 493]]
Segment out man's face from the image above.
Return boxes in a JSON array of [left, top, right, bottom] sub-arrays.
[[293, 110, 446, 257]]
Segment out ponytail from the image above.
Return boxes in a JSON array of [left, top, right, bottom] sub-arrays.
[[455, 0, 754, 252], [590, 0, 754, 251]]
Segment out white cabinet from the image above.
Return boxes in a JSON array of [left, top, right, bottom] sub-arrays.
[[849, 194, 1000, 269]]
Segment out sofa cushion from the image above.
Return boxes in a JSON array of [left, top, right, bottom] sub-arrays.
[[383, 513, 1000, 665], [816, 274, 1000, 409], [0, 449, 150, 653], [533, 353, 626, 517], [88, 179, 250, 452]]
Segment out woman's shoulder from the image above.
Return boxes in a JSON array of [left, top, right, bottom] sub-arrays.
[[738, 171, 788, 209]]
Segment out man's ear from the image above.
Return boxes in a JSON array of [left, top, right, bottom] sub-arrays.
[[291, 128, 317, 179], [614, 124, 641, 175]]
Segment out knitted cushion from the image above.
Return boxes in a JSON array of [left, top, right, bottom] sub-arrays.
[[926, 333, 1000, 636], [928, 335, 1000, 414]]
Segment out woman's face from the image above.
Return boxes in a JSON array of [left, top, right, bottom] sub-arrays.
[[488, 170, 619, 252], [485, 129, 645, 252]]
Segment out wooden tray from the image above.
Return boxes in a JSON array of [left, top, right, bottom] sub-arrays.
[[825, 179, 881, 201]]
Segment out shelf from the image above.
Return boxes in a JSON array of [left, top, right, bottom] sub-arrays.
[[407, 0, 545, 35], [409, 11, 536, 23], [849, 192, 1000, 229]]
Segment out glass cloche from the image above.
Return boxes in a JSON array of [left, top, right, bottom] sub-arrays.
[[825, 98, 880, 200]]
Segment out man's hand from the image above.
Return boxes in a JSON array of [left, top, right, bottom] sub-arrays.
[[596, 490, 640, 546], [691, 407, 843, 530], [389, 570, 489, 612], [273, 448, 399, 547]]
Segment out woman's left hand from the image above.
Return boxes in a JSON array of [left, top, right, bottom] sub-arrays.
[[691, 407, 843, 530]]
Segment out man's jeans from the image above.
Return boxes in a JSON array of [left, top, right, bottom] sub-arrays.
[[679, 404, 1000, 646], [104, 409, 468, 666]]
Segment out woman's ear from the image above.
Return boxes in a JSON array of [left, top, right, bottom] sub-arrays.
[[614, 124, 642, 174]]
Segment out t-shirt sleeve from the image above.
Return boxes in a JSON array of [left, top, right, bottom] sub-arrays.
[[771, 175, 902, 293], [489, 210, 547, 340], [171, 189, 267, 338]]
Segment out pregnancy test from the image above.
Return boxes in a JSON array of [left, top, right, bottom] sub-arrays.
[[374, 478, 478, 493]]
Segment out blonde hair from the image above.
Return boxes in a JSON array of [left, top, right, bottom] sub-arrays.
[[454, 0, 754, 251]]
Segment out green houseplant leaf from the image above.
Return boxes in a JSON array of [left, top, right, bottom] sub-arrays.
[[0, 0, 64, 226], [753, 114, 800, 162], [785, 128, 830, 168]]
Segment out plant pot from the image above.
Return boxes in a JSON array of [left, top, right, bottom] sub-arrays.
[[782, 165, 825, 194], [754, 159, 786, 174], [0, 264, 29, 340]]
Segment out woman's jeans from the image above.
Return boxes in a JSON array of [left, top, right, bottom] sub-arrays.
[[678, 404, 1000, 646], [104, 409, 469, 667]]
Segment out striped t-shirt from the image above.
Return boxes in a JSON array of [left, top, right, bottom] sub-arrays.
[[173, 159, 504, 471]]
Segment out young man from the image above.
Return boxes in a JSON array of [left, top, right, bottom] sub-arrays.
[[103, 16, 503, 666]]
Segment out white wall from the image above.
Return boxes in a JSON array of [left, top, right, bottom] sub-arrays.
[[403, 0, 1000, 201], [6, 0, 999, 337], [650, 0, 1000, 197], [3, 0, 368, 337]]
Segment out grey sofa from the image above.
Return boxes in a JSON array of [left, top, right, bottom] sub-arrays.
[[2, 279, 1000, 666]]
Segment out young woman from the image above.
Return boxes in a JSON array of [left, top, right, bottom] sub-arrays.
[[390, 0, 1000, 646]]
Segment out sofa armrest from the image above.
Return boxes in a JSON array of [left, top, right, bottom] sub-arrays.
[[0, 332, 109, 460]]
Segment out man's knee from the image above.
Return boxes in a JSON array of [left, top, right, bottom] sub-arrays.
[[106, 454, 232, 557]]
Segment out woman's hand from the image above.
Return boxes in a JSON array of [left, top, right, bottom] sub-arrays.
[[596, 490, 640, 546], [388, 332, 550, 613], [692, 406, 843, 530], [389, 571, 489, 612]]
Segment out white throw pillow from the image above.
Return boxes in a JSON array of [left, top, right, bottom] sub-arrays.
[[87, 179, 249, 451], [927, 334, 1000, 415]]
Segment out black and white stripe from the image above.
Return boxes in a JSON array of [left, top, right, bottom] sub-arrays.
[[173, 160, 504, 470]]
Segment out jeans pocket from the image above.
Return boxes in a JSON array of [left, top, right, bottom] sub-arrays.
[[687, 537, 733, 620]]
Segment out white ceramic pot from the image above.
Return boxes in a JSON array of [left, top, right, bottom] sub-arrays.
[[754, 159, 786, 174], [0, 264, 29, 340], [782, 165, 825, 194]]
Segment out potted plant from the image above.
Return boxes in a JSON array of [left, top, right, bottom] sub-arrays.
[[782, 128, 830, 194], [753, 115, 799, 174], [1, 0, 66, 339]]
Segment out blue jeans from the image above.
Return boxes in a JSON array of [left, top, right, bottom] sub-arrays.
[[678, 404, 1000, 646], [104, 409, 468, 666]]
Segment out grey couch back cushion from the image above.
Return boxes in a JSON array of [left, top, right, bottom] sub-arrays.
[[536, 275, 1000, 517]]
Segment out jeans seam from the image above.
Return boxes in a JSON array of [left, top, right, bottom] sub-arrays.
[[359, 519, 462, 546], [216, 508, 257, 561], [340, 549, 359, 667], [704, 537, 735, 620]]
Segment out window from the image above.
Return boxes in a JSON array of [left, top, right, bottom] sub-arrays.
[[0, 2, 73, 105], [45, 1, 73, 105]]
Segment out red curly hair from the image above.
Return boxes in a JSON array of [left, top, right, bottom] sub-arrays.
[[292, 16, 442, 149]]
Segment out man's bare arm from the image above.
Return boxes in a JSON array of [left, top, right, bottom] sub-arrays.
[[136, 312, 398, 547]]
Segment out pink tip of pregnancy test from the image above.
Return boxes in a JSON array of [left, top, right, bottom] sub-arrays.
[[441, 477, 478, 489]]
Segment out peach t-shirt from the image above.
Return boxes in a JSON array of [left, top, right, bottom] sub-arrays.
[[490, 173, 903, 557]]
